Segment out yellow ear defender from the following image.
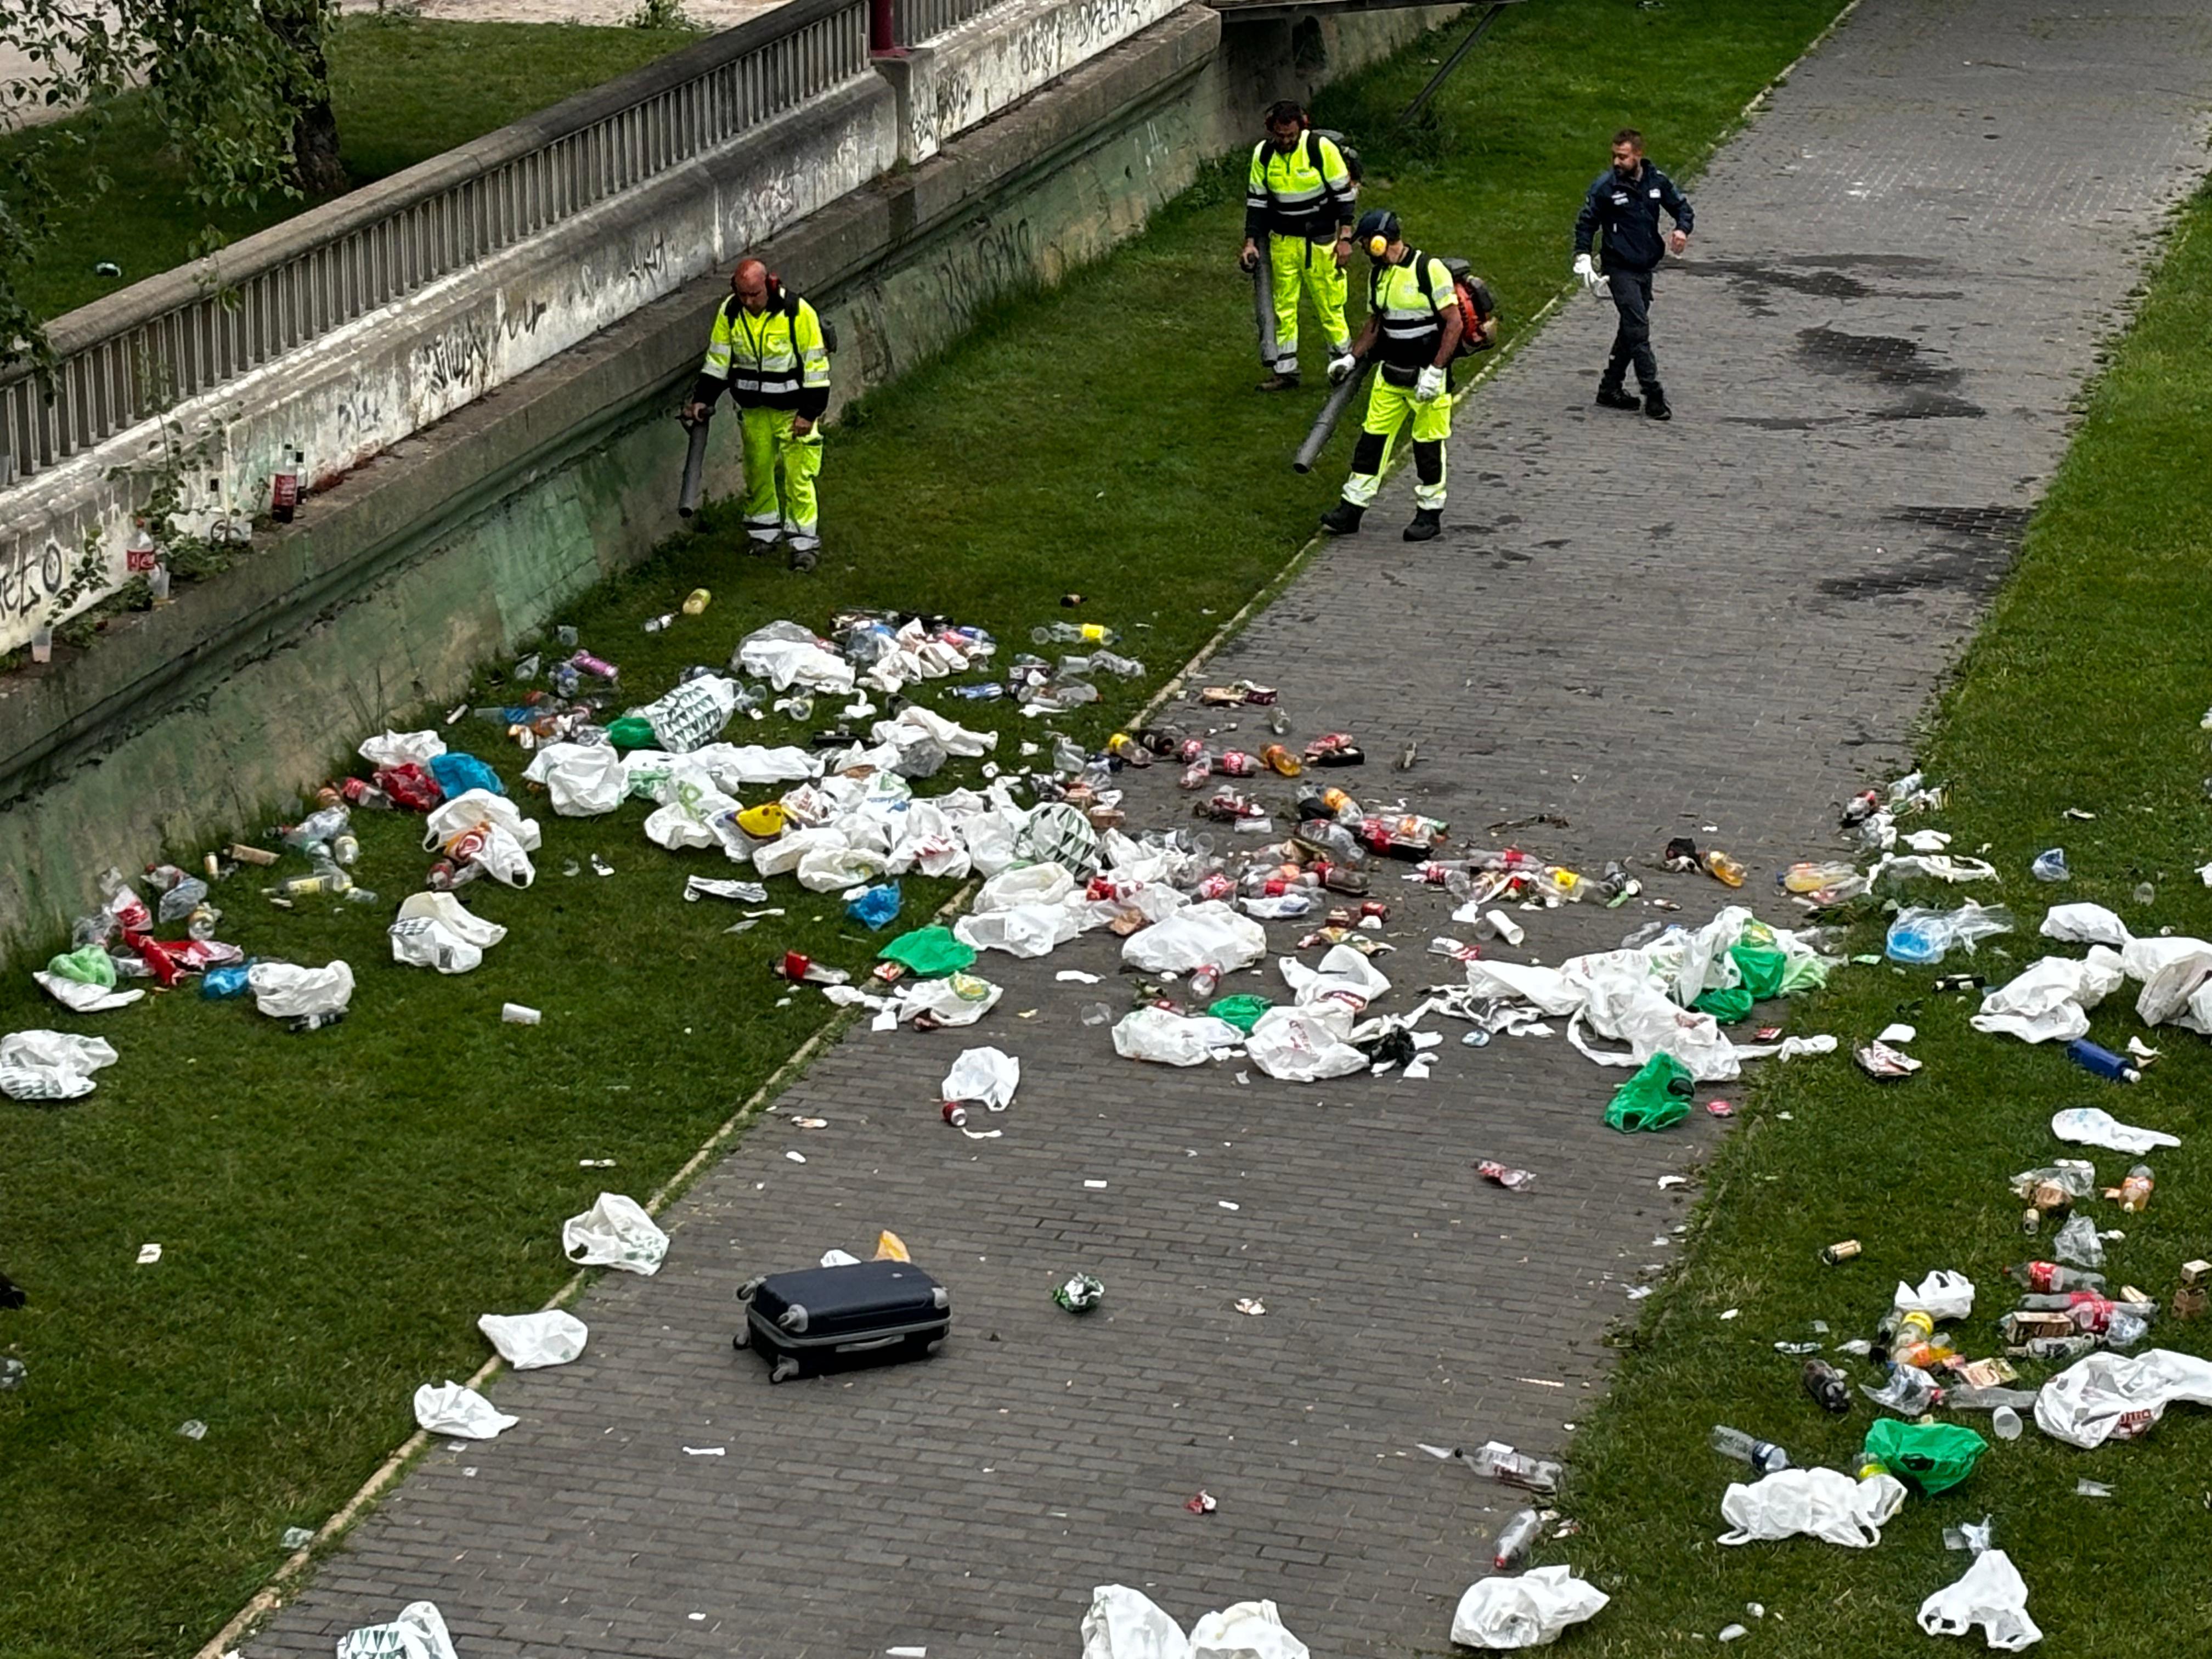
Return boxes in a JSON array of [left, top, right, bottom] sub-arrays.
[[1367, 233, 1389, 257]]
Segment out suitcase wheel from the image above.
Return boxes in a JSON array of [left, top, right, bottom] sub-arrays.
[[731, 1328, 750, 1351], [770, 1355, 801, 1384]]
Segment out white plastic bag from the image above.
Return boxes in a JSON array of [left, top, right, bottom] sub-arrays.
[[336, 1600, 459, 1659], [871, 704, 997, 758], [1567, 962, 1741, 1081], [1082, 1585, 1192, 1659], [752, 826, 842, 879], [1893, 1269, 1974, 1321], [1917, 1549, 2043, 1651], [1448, 1566, 1611, 1649], [397, 891, 506, 949], [955, 902, 1078, 958], [735, 623, 854, 693], [2120, 935, 2212, 1028], [1278, 944, 1391, 1010], [974, 862, 1075, 913], [2041, 903, 2130, 947], [1112, 1008, 1244, 1066], [2050, 1105, 2178, 1154], [0, 1030, 118, 1101], [248, 960, 354, 1019], [358, 730, 447, 769], [31, 972, 142, 1014], [1245, 1006, 1367, 1082], [1121, 902, 1268, 974], [632, 675, 738, 753], [941, 1046, 1020, 1110], [412, 1379, 517, 1440], [1463, 960, 1587, 1017], [422, 788, 541, 854], [477, 1310, 589, 1370], [1970, 952, 2123, 1043], [1188, 1599, 1310, 1659], [561, 1193, 668, 1275], [522, 742, 625, 816], [2034, 1347, 2212, 1448], [388, 917, 483, 975], [893, 972, 1002, 1028], [1717, 1468, 1906, 1547]]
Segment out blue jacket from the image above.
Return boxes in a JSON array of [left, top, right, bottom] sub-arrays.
[[1573, 162, 1693, 272]]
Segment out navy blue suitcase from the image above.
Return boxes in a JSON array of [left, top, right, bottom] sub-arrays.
[[733, 1259, 950, 1383]]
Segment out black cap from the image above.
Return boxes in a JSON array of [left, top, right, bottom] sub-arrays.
[[1355, 208, 1401, 248]]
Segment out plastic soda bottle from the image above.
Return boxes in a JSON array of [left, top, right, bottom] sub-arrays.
[[1700, 848, 1747, 887], [1492, 1509, 1541, 1570], [1709, 1425, 1790, 1474]]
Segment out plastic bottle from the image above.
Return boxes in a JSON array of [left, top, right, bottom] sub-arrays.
[[643, 613, 676, 633], [330, 831, 360, 867], [951, 683, 1006, 701], [1801, 1358, 1850, 1415], [2005, 1261, 2106, 1293], [1781, 860, 1857, 894], [1190, 963, 1222, 1000], [2015, 1291, 2157, 1333], [1258, 743, 1301, 777], [1492, 1509, 1541, 1571], [2030, 848, 2069, 882], [682, 588, 712, 616], [1709, 1425, 1790, 1475], [288, 1009, 346, 1033], [2132, 881, 2155, 906], [263, 870, 353, 899], [1945, 1386, 2040, 1414], [1700, 848, 1747, 888], [2114, 1164, 2154, 1213], [340, 777, 394, 811], [1466, 1444, 1562, 1495], [2066, 1038, 2141, 1084], [272, 445, 301, 523], [1030, 621, 1115, 646], [1105, 733, 1152, 768]]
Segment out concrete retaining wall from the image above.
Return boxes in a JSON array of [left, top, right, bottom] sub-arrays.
[[0, 1, 1462, 953]]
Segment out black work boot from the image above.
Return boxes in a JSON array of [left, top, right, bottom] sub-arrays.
[[787, 543, 819, 573], [1318, 500, 1364, 535], [1642, 384, 1672, 421], [1402, 508, 1442, 543], [1595, 380, 1641, 411]]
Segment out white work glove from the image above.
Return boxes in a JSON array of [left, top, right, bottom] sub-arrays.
[[1327, 352, 1357, 386], [1572, 252, 1602, 292], [1415, 364, 1446, 403]]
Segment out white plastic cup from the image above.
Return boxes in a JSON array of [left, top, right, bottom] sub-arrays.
[[1486, 909, 1526, 947], [1991, 1405, 2023, 1441], [501, 1002, 541, 1025]]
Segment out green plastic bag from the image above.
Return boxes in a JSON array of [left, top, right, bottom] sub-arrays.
[[1207, 995, 1273, 1034], [1860, 1419, 1988, 1497], [47, 945, 116, 988], [1729, 942, 1788, 1000], [1605, 1053, 1694, 1132], [605, 715, 657, 750], [876, 925, 977, 978], [1779, 953, 1832, 996], [1693, 986, 1754, 1024]]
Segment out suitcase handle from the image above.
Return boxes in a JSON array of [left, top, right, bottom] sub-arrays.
[[834, 1334, 902, 1353]]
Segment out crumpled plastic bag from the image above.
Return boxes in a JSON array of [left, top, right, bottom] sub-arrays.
[[1082, 1584, 1191, 1659], [878, 926, 977, 978], [1017, 802, 1101, 876], [388, 916, 484, 975], [1278, 944, 1390, 1011], [413, 1379, 516, 1440], [1894, 1268, 1975, 1321], [0, 1030, 119, 1101], [644, 771, 740, 852], [1121, 902, 1268, 974], [1447, 1566, 1610, 1649], [2050, 1105, 2178, 1154], [1245, 1004, 1367, 1082], [398, 891, 505, 949], [336, 1600, 459, 1659], [523, 742, 626, 816], [630, 674, 738, 753], [975, 862, 1075, 913], [2041, 902, 2130, 947], [358, 730, 447, 770], [477, 1309, 589, 1369], [1969, 951, 2124, 1043], [2034, 1347, 2212, 1448], [735, 620, 855, 692], [561, 1192, 668, 1275], [1605, 1052, 1692, 1131], [1717, 1468, 1906, 1547], [689, 742, 821, 791], [1112, 1008, 1244, 1066], [1568, 958, 1742, 1081], [422, 788, 541, 853], [2119, 934, 2212, 1028], [47, 943, 116, 987], [32, 971, 142, 1014], [247, 960, 354, 1019], [1886, 901, 2013, 965], [894, 970, 1001, 1026], [1188, 1599, 1310, 1659], [1463, 959, 1586, 1016], [955, 901, 1078, 958], [1917, 1549, 2043, 1651], [871, 704, 997, 759], [1862, 1418, 1988, 1496], [942, 1046, 1020, 1109]]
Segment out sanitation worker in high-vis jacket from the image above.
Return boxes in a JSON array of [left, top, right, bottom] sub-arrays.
[[1239, 100, 1357, 392], [684, 258, 832, 571]]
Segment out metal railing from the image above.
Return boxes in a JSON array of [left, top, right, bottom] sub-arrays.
[[0, 0, 871, 483], [889, 0, 1011, 48]]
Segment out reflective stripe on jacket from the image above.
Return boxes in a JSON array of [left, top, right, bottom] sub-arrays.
[[1244, 134, 1354, 242], [693, 292, 831, 416]]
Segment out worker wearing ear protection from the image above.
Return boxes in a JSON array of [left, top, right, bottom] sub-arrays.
[[1240, 100, 1357, 392], [1320, 209, 1464, 544]]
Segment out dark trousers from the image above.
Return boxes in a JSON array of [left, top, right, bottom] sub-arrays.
[[1602, 268, 1659, 391]]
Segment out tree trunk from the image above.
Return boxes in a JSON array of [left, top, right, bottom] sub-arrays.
[[263, 0, 347, 196]]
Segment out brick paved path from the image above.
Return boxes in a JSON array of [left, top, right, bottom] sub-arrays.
[[248, 3, 2212, 1655]]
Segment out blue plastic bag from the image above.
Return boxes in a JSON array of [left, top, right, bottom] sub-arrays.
[[429, 752, 505, 797], [201, 963, 254, 1000], [845, 884, 902, 930]]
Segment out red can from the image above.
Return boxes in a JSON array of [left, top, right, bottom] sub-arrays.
[[943, 1101, 969, 1127], [1215, 750, 1259, 777]]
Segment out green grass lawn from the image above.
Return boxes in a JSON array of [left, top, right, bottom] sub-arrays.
[[0, 2, 1846, 1653], [1562, 188, 2212, 1655], [5, 15, 700, 322]]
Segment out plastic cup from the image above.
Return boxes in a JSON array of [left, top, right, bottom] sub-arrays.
[[1991, 1406, 2022, 1441], [501, 1002, 542, 1025]]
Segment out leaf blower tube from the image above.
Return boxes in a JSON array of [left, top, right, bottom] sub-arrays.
[[677, 411, 710, 517], [1293, 357, 1372, 473]]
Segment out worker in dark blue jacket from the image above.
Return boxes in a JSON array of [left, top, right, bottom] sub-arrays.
[[1572, 127, 1693, 420]]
